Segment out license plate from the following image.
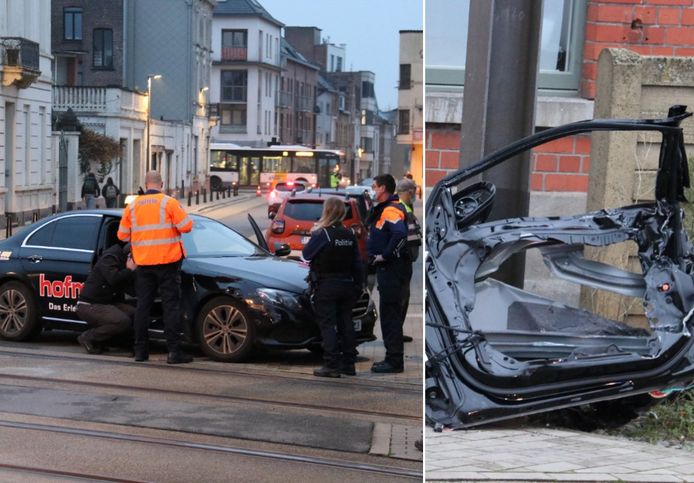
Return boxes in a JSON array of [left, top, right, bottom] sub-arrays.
[[301, 236, 310, 244], [353, 319, 362, 332]]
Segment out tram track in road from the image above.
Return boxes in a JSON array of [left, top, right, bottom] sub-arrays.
[[0, 345, 420, 393], [0, 462, 147, 482], [0, 419, 422, 480], [0, 371, 421, 424], [0, 347, 421, 424]]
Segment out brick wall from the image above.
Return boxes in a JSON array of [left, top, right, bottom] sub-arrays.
[[426, 126, 460, 186], [582, 0, 694, 98], [426, 126, 593, 192], [530, 134, 592, 192]]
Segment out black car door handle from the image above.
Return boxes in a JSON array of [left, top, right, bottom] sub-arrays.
[[28, 255, 42, 263]]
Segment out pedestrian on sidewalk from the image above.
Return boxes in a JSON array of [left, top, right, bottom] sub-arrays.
[[303, 197, 363, 378], [76, 243, 136, 354], [397, 178, 422, 344], [117, 170, 194, 364], [103, 177, 121, 208], [81, 172, 100, 209], [367, 174, 408, 373]]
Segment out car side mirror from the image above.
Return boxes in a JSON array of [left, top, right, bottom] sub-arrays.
[[268, 211, 276, 219], [274, 243, 291, 257]]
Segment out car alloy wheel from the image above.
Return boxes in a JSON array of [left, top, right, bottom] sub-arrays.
[[196, 297, 255, 362], [0, 281, 40, 341]]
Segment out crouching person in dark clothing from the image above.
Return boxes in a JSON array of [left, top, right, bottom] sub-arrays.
[[303, 197, 364, 378], [76, 243, 137, 354]]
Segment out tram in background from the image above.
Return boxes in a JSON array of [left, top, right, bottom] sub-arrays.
[[209, 143, 345, 191]]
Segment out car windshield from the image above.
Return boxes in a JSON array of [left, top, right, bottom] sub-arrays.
[[284, 200, 353, 221], [182, 217, 263, 257], [275, 182, 305, 192]]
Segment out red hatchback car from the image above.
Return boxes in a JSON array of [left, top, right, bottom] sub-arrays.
[[266, 192, 369, 261]]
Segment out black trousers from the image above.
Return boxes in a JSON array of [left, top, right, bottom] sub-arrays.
[[76, 302, 135, 343], [376, 259, 409, 366], [313, 278, 358, 368], [134, 261, 183, 353], [400, 261, 413, 325]]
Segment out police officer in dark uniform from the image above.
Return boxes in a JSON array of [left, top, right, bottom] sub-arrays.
[[76, 243, 136, 354], [303, 197, 364, 378]]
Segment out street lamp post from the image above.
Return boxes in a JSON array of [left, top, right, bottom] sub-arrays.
[[146, 74, 162, 172]]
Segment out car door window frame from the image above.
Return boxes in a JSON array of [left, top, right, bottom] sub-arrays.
[[22, 214, 102, 253]]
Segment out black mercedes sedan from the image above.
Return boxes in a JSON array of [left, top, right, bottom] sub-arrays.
[[0, 211, 376, 362], [426, 105, 694, 429]]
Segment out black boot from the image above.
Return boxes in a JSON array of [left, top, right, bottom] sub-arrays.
[[370, 360, 404, 373], [77, 332, 102, 355], [167, 351, 193, 364], [340, 362, 356, 376], [134, 347, 149, 362], [313, 366, 341, 378]]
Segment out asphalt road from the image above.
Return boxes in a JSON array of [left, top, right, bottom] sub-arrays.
[[0, 198, 423, 482]]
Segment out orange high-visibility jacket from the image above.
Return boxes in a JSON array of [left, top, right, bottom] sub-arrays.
[[117, 192, 193, 266]]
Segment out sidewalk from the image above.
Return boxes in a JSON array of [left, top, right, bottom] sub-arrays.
[[427, 425, 694, 482]]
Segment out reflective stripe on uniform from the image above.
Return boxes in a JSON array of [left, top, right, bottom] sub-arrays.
[[131, 223, 174, 233], [117, 227, 131, 241], [131, 236, 182, 247], [160, 196, 169, 224], [175, 216, 192, 230]]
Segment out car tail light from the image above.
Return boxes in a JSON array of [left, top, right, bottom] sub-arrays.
[[350, 223, 364, 238], [256, 185, 261, 196], [271, 219, 285, 234]]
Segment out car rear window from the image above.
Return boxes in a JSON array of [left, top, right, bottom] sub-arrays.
[[275, 182, 306, 192], [284, 200, 353, 221]]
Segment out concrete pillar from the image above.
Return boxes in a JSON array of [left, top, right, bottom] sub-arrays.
[[582, 48, 643, 322]]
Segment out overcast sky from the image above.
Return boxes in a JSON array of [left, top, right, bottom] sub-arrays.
[[259, 0, 422, 111]]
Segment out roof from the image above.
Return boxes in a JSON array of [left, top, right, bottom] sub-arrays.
[[317, 74, 337, 93], [213, 0, 284, 27], [281, 38, 320, 71]]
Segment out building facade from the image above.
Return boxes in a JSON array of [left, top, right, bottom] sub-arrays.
[[284, 26, 346, 73], [51, 0, 214, 197], [1, 0, 54, 220], [210, 0, 282, 147], [278, 38, 318, 146], [397, 30, 423, 188]]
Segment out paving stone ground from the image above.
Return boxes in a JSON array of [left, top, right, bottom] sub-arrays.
[[426, 426, 694, 482]]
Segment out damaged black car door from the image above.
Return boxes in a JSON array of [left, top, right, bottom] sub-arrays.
[[426, 105, 694, 429]]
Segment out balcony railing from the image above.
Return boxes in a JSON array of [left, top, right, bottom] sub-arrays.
[[1, 37, 40, 88], [221, 46, 247, 61], [278, 91, 292, 108], [1, 37, 39, 71], [53, 86, 147, 118], [296, 95, 313, 112]]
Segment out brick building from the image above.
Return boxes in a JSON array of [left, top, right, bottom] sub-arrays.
[[426, 0, 694, 203]]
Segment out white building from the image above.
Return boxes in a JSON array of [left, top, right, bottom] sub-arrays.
[[210, 0, 282, 147], [0, 0, 54, 221]]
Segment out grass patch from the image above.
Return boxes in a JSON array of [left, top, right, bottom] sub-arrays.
[[605, 391, 694, 450]]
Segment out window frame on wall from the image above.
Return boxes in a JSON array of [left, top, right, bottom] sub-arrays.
[[63, 7, 82, 41], [220, 69, 248, 132], [425, 0, 586, 93], [93, 28, 113, 69]]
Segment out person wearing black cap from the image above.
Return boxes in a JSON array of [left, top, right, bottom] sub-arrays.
[[76, 243, 137, 354]]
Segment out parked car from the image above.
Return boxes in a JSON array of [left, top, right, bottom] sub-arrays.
[[426, 106, 694, 429], [0, 210, 376, 362], [267, 181, 307, 218], [357, 177, 376, 200], [265, 191, 369, 261]]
